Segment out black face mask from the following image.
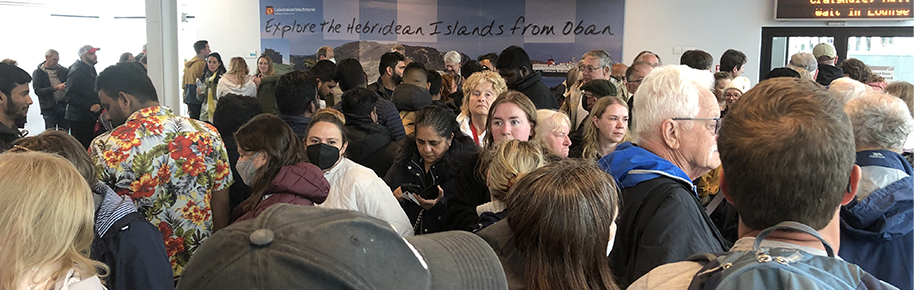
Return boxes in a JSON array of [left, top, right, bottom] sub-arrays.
[[307, 143, 341, 170]]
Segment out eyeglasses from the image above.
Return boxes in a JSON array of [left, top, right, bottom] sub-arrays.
[[578, 65, 600, 73], [672, 117, 721, 134]]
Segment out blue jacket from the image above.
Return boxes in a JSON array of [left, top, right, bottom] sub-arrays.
[[840, 150, 914, 290], [90, 183, 174, 290], [599, 142, 728, 287]]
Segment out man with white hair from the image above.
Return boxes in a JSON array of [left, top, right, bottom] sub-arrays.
[[443, 51, 462, 77], [828, 77, 869, 104], [840, 92, 914, 290], [599, 65, 729, 287], [562, 50, 614, 131]]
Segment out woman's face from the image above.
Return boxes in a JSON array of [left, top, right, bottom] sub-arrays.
[[305, 121, 348, 164], [207, 56, 220, 73], [469, 81, 498, 117], [724, 88, 742, 107], [594, 104, 628, 144], [490, 102, 532, 143], [415, 126, 451, 166], [237, 147, 267, 169], [258, 58, 270, 75], [714, 78, 731, 101], [542, 124, 571, 157]]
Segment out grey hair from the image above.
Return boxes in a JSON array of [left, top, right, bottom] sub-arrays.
[[444, 51, 462, 64], [844, 92, 914, 151], [828, 77, 870, 105], [582, 50, 613, 69], [45, 49, 59, 57], [632, 65, 713, 143], [789, 52, 817, 73]]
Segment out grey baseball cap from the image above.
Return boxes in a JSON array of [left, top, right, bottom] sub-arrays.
[[176, 204, 508, 290], [78, 45, 99, 56]]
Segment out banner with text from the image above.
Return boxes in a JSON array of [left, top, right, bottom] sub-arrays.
[[259, 0, 624, 78]]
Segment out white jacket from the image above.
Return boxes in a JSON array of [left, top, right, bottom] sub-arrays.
[[216, 74, 256, 98], [317, 158, 414, 237], [457, 112, 486, 147]]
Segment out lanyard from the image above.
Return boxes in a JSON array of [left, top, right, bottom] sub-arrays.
[[469, 121, 481, 146]]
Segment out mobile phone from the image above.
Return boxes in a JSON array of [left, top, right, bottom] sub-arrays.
[[401, 183, 421, 196]]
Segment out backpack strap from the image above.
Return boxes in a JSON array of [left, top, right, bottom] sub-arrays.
[[686, 253, 727, 290], [754, 221, 835, 257]]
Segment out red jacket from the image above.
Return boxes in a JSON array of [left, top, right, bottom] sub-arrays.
[[234, 163, 330, 223]]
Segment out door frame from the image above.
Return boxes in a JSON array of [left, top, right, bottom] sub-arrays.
[[760, 26, 913, 81]]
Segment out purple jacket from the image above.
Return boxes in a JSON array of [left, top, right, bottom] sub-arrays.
[[235, 163, 330, 223]]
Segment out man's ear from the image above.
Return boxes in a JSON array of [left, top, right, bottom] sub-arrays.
[[602, 66, 611, 78], [117, 92, 133, 111], [386, 66, 393, 77], [841, 165, 862, 205], [660, 119, 681, 149], [720, 169, 733, 205], [519, 66, 530, 78]]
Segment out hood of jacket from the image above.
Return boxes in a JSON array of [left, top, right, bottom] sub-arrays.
[[394, 134, 479, 178], [841, 176, 913, 240], [816, 64, 844, 85], [92, 182, 138, 238], [391, 84, 432, 111], [598, 142, 695, 192], [266, 163, 330, 204], [344, 114, 393, 161], [514, 70, 544, 91], [185, 55, 204, 69]]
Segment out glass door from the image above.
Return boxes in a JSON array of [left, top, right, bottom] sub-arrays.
[[846, 36, 914, 83]]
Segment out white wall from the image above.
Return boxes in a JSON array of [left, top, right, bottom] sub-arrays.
[[623, 0, 913, 83], [196, 0, 261, 74]]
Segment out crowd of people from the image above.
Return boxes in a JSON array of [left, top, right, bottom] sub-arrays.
[[0, 38, 911, 290]]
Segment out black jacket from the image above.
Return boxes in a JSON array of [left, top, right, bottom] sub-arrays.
[[91, 212, 174, 290], [279, 114, 311, 140], [344, 114, 399, 177], [816, 64, 844, 87], [64, 60, 99, 122], [368, 77, 394, 100], [0, 122, 22, 150], [32, 62, 69, 114], [515, 71, 559, 110], [385, 134, 477, 234], [444, 152, 491, 231]]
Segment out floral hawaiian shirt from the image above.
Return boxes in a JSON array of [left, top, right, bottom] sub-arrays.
[[89, 106, 233, 276]]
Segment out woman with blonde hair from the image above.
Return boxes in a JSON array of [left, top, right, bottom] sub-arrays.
[[534, 109, 572, 158], [0, 152, 107, 290], [474, 139, 548, 230], [571, 96, 629, 160], [254, 54, 281, 114], [457, 71, 508, 147], [477, 159, 622, 290], [216, 57, 256, 97]]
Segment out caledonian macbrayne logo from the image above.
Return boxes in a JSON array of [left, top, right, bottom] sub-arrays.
[[266, 6, 274, 15]]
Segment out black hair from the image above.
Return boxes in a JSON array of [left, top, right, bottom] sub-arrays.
[[427, 70, 442, 96], [765, 67, 801, 80], [720, 49, 747, 73], [204, 52, 227, 85], [415, 105, 467, 141], [496, 46, 533, 72], [213, 94, 264, 137], [96, 62, 158, 103], [461, 60, 484, 80], [680, 50, 713, 71], [119, 52, 134, 62], [378, 52, 406, 76], [340, 87, 378, 117], [309, 60, 338, 83], [0, 63, 32, 98], [275, 71, 319, 116], [335, 59, 367, 92], [403, 62, 428, 84], [478, 53, 498, 66], [193, 40, 208, 55]]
